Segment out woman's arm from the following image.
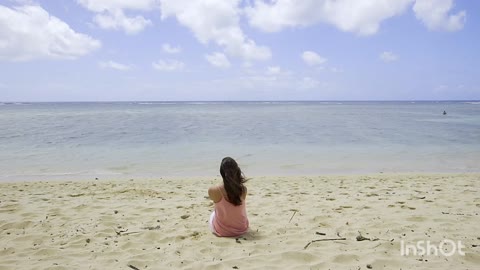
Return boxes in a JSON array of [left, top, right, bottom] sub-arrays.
[[208, 185, 222, 203], [242, 186, 247, 200]]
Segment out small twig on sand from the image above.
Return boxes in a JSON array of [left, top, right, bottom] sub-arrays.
[[316, 232, 326, 236], [128, 264, 140, 270], [442, 211, 471, 216], [289, 211, 297, 223], [114, 228, 128, 236], [142, 225, 161, 230], [304, 238, 347, 249], [114, 228, 140, 236]]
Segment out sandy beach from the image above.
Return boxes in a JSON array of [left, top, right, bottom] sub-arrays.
[[1, 173, 479, 269]]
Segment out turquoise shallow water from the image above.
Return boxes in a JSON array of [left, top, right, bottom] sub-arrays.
[[0, 101, 479, 181]]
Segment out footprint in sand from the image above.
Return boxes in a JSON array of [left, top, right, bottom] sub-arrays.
[[406, 216, 426, 222], [332, 254, 360, 263]]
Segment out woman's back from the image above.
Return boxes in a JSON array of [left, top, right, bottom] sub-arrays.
[[211, 186, 249, 237]]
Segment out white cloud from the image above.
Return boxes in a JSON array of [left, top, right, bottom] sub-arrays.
[[162, 43, 181, 54], [205, 52, 231, 68], [98, 60, 131, 71], [265, 66, 293, 77], [0, 5, 101, 61], [266, 66, 281, 75], [76, 0, 159, 12], [245, 0, 465, 35], [413, 0, 465, 31], [160, 0, 271, 62], [77, 0, 157, 34], [302, 51, 327, 66], [93, 9, 152, 34], [380, 51, 399, 62], [245, 0, 413, 35], [152, 59, 185, 71]]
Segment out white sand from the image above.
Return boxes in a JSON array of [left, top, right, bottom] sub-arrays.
[[1, 173, 479, 269]]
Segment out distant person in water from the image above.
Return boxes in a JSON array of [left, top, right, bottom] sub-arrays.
[[443, 110, 447, 115], [208, 157, 249, 237]]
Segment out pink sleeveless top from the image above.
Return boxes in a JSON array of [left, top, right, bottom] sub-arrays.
[[212, 190, 249, 237]]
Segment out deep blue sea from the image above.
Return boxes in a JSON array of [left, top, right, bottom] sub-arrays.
[[1, 101, 479, 181]]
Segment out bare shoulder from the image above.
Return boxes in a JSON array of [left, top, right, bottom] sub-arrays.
[[208, 185, 222, 203]]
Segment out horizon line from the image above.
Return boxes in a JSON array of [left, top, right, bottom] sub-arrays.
[[1, 99, 479, 103]]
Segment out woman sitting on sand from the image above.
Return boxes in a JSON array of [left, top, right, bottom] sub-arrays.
[[208, 157, 249, 237]]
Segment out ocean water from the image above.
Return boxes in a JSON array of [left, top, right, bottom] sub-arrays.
[[0, 101, 479, 181]]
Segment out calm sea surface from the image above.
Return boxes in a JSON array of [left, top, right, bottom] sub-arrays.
[[1, 101, 479, 181]]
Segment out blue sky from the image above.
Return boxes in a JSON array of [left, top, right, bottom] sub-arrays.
[[0, 0, 478, 101]]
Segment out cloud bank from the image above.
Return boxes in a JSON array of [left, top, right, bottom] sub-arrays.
[[0, 5, 100, 61], [245, 0, 466, 35]]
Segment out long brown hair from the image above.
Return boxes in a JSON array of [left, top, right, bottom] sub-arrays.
[[220, 157, 247, 206]]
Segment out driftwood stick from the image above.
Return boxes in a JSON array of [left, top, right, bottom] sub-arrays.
[[121, 231, 141, 236], [304, 238, 347, 249], [289, 211, 297, 223], [128, 264, 140, 270]]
